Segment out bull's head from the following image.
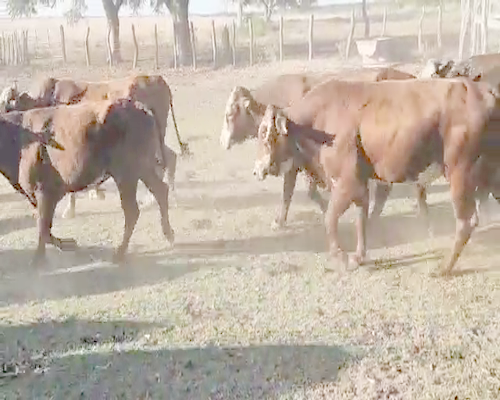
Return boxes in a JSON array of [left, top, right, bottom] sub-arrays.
[[419, 58, 456, 79], [220, 86, 259, 150], [253, 104, 292, 181]]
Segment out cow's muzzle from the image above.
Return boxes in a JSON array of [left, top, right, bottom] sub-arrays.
[[253, 168, 268, 181]]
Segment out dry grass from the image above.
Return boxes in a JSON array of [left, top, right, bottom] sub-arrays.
[[1, 9, 500, 400]]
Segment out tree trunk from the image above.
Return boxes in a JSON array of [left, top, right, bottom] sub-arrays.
[[102, 0, 122, 62], [172, 1, 193, 66], [263, 2, 273, 22], [361, 0, 370, 38], [300, 0, 312, 10]]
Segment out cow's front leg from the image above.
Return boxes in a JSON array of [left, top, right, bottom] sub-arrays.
[[273, 168, 298, 230], [32, 189, 76, 266]]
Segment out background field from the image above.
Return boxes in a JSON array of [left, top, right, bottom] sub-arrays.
[[2, 6, 500, 399]]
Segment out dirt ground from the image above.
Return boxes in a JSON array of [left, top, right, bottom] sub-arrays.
[[1, 53, 500, 398]]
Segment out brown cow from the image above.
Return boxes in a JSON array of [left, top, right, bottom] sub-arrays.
[[253, 77, 500, 276], [220, 68, 424, 230], [9, 75, 185, 219], [0, 98, 175, 265]]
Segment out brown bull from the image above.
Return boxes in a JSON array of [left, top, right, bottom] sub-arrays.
[[220, 68, 421, 229], [0, 99, 175, 265], [253, 77, 500, 276], [9, 75, 186, 219]]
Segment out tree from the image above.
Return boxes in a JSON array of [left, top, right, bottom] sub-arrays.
[[7, 0, 140, 62], [361, 0, 369, 38], [7, 0, 192, 66], [155, 0, 192, 66], [229, 0, 317, 23]]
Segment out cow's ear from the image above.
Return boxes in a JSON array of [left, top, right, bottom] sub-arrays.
[[275, 111, 288, 136]]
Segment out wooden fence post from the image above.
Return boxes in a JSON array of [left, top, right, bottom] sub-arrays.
[[418, 6, 425, 54], [59, 25, 67, 63], [106, 24, 113, 67], [345, 9, 355, 59], [172, 22, 178, 69], [249, 18, 254, 66], [154, 23, 159, 69], [211, 19, 218, 68], [381, 7, 387, 36], [85, 26, 91, 66], [131, 24, 138, 69], [190, 21, 197, 70], [23, 30, 29, 64], [308, 14, 314, 61], [231, 20, 237, 66], [13, 31, 19, 65], [34, 29, 38, 56], [437, 5, 442, 49], [480, 0, 488, 54], [459, 0, 471, 60], [279, 15, 284, 62], [221, 24, 231, 65]]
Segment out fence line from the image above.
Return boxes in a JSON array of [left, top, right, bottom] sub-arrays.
[[0, 8, 488, 69]]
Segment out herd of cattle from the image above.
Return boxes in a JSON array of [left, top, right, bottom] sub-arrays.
[[2, 52, 500, 276]]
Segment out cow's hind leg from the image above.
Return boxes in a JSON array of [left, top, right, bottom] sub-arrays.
[[369, 181, 392, 220], [273, 168, 298, 230], [62, 192, 76, 219], [112, 178, 140, 264], [163, 145, 177, 192], [307, 180, 328, 213], [140, 167, 175, 245], [415, 184, 434, 239], [437, 168, 477, 276]]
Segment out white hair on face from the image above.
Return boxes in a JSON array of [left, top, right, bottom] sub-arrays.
[[419, 59, 441, 79], [0, 85, 17, 108]]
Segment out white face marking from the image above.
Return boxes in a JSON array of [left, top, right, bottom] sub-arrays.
[[253, 153, 271, 181], [419, 60, 440, 79], [220, 117, 231, 149]]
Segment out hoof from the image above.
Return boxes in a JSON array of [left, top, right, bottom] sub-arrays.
[[430, 268, 452, 279], [57, 238, 78, 251], [29, 254, 47, 268], [271, 219, 286, 231], [62, 208, 75, 219], [164, 226, 175, 245], [330, 248, 349, 271], [112, 251, 127, 265], [349, 252, 366, 269]]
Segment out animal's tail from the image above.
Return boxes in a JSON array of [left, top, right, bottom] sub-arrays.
[[151, 106, 167, 171], [168, 88, 191, 157]]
